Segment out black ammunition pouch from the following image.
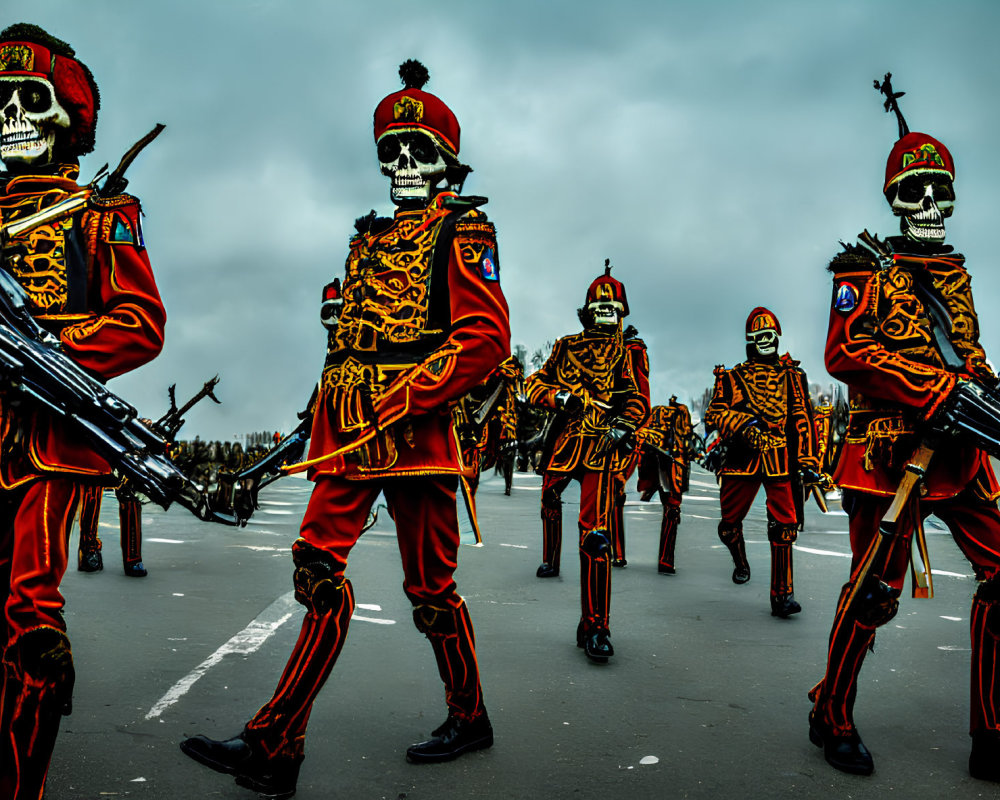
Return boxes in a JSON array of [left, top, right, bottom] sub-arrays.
[[291, 539, 343, 615], [580, 529, 611, 558]]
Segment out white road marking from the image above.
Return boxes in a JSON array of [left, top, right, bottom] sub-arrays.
[[639, 756, 660, 766], [794, 545, 850, 559], [500, 543, 529, 549], [941, 616, 963, 622], [145, 592, 299, 720], [357, 603, 382, 611], [146, 538, 184, 544]]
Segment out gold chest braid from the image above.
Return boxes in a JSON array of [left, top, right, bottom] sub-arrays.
[[557, 333, 622, 403], [873, 253, 984, 370], [0, 189, 77, 314], [733, 363, 788, 426], [332, 210, 448, 355]]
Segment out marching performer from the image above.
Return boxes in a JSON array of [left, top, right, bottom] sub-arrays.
[[637, 396, 694, 574], [0, 24, 166, 799], [76, 484, 148, 577], [808, 74, 1000, 781], [704, 308, 820, 617], [181, 60, 510, 798], [525, 262, 650, 662]]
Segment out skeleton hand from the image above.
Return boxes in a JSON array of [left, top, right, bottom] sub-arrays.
[[928, 379, 1000, 458], [740, 421, 766, 453], [554, 390, 585, 416], [595, 421, 635, 458]]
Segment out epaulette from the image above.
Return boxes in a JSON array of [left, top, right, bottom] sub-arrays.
[[353, 209, 393, 236], [778, 352, 801, 368], [713, 364, 726, 377], [827, 242, 877, 274], [88, 191, 140, 211], [442, 194, 488, 214], [455, 211, 495, 237]]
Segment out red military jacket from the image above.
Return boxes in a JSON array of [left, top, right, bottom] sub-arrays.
[[0, 164, 166, 487], [826, 235, 999, 500], [525, 328, 650, 475], [305, 192, 510, 479], [637, 401, 693, 496], [704, 354, 817, 479]]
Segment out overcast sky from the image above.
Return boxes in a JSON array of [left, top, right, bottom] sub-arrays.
[[15, 0, 1000, 439]]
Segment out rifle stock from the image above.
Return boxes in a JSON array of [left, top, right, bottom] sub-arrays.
[[0, 269, 235, 525]]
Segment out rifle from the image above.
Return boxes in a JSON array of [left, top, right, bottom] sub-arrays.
[[227, 393, 315, 524], [1, 125, 165, 245], [0, 268, 235, 525], [154, 376, 221, 442]]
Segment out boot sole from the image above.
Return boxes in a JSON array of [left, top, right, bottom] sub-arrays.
[[406, 731, 494, 764], [179, 739, 243, 776], [809, 722, 874, 775]]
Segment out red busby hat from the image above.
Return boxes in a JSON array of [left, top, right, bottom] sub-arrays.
[[373, 59, 460, 155], [585, 260, 630, 317], [745, 306, 781, 338], [874, 73, 954, 195], [0, 23, 100, 156], [883, 131, 954, 194]]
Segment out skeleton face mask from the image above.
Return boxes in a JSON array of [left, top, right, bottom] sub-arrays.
[[748, 328, 779, 358], [377, 129, 450, 205], [0, 77, 70, 168], [586, 300, 623, 329], [888, 174, 954, 244]]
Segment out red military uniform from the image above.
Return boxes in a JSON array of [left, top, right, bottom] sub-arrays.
[[180, 62, 509, 795], [0, 27, 166, 799], [637, 398, 693, 574], [704, 307, 818, 617], [525, 267, 650, 661], [76, 484, 147, 577], [809, 89, 1000, 779]]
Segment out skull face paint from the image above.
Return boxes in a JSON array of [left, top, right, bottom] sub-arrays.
[[586, 300, 623, 329], [888, 174, 954, 243], [748, 328, 779, 358], [0, 77, 70, 168], [377, 129, 450, 205]]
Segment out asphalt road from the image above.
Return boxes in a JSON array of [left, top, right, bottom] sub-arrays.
[[42, 466, 1000, 799]]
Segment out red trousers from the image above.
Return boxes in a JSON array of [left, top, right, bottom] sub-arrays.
[[719, 474, 797, 526], [812, 488, 1000, 736], [245, 474, 483, 760], [0, 479, 81, 645], [540, 468, 617, 632]]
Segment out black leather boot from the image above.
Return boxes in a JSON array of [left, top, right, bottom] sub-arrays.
[[808, 711, 874, 776], [576, 621, 614, 663], [180, 732, 301, 799], [536, 562, 559, 578], [78, 547, 103, 572], [406, 711, 494, 763], [970, 730, 1000, 781], [770, 593, 802, 618]]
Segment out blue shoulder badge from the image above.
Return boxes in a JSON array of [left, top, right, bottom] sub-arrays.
[[109, 211, 144, 248], [834, 282, 858, 313], [480, 247, 499, 281]]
